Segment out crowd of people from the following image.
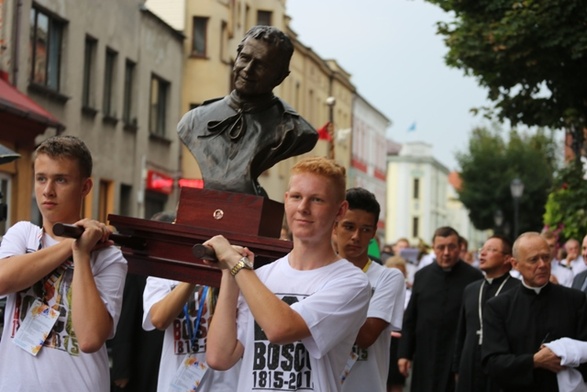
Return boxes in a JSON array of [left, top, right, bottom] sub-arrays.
[[384, 229, 587, 392], [2, 24, 587, 392], [2, 133, 587, 392]]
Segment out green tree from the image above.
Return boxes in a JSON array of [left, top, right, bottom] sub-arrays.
[[543, 159, 587, 242], [426, 0, 587, 156], [457, 126, 558, 239]]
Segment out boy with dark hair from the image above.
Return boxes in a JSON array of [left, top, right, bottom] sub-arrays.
[[333, 187, 405, 392], [0, 135, 127, 391]]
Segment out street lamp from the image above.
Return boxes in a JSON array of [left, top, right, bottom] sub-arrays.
[[0, 144, 20, 165], [493, 209, 503, 234], [325, 96, 336, 159], [510, 178, 524, 239]]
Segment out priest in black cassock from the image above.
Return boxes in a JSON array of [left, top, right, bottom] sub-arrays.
[[482, 232, 587, 392], [453, 235, 519, 392], [398, 227, 483, 392]]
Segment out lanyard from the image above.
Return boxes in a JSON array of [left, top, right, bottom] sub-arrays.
[[477, 276, 510, 345], [37, 230, 44, 251], [362, 259, 372, 273], [183, 286, 209, 352], [36, 229, 68, 304]]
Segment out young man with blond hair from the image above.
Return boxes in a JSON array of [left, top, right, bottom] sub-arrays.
[[203, 156, 371, 391]]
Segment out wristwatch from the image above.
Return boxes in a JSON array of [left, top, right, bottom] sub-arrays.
[[230, 255, 254, 277]]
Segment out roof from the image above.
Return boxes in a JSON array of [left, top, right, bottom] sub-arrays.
[[448, 171, 462, 191]]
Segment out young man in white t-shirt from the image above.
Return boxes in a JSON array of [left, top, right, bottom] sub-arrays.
[[203, 157, 371, 392], [143, 278, 240, 391], [0, 135, 127, 391], [333, 187, 406, 392]]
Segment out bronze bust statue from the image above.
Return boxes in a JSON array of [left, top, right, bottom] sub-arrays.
[[178, 26, 318, 196]]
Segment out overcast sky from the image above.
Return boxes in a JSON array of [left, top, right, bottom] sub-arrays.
[[287, 0, 494, 170]]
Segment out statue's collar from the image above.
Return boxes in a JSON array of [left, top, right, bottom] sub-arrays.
[[202, 91, 278, 151], [228, 91, 277, 113]]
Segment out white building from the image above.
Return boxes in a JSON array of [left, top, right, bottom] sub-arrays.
[[386, 140, 488, 252], [385, 141, 450, 248], [349, 94, 390, 233]]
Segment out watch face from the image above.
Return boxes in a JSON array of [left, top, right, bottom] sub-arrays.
[[242, 256, 254, 269]]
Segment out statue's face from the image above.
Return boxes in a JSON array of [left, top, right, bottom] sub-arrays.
[[233, 37, 284, 97]]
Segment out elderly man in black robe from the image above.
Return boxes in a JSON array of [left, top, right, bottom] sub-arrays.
[[453, 235, 519, 392], [482, 232, 587, 392], [178, 26, 318, 196], [398, 226, 482, 392]]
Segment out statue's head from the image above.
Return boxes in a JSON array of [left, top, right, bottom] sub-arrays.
[[233, 26, 293, 97]]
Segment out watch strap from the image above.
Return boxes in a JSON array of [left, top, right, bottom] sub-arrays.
[[230, 256, 252, 277]]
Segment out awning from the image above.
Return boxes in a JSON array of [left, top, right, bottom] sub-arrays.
[[0, 76, 64, 148], [0, 77, 63, 129]]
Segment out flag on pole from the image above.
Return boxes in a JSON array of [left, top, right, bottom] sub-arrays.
[[407, 122, 417, 132], [317, 122, 333, 141]]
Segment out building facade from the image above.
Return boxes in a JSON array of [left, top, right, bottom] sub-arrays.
[[351, 94, 390, 232], [146, 0, 358, 203], [1, 0, 388, 235], [386, 140, 488, 251], [0, 0, 184, 228], [386, 141, 450, 246]]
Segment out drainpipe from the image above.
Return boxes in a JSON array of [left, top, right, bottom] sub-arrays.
[[11, 0, 23, 85]]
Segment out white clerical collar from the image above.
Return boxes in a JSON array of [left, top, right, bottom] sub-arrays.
[[521, 279, 547, 294], [485, 277, 494, 284]]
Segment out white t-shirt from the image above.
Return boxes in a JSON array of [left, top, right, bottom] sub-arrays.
[[567, 256, 587, 277], [417, 253, 435, 271], [143, 277, 240, 392], [342, 261, 406, 392], [235, 255, 370, 392], [0, 221, 127, 392], [551, 260, 574, 287]]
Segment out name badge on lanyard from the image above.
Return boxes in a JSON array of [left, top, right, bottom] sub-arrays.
[[169, 286, 210, 391], [13, 298, 59, 356]]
